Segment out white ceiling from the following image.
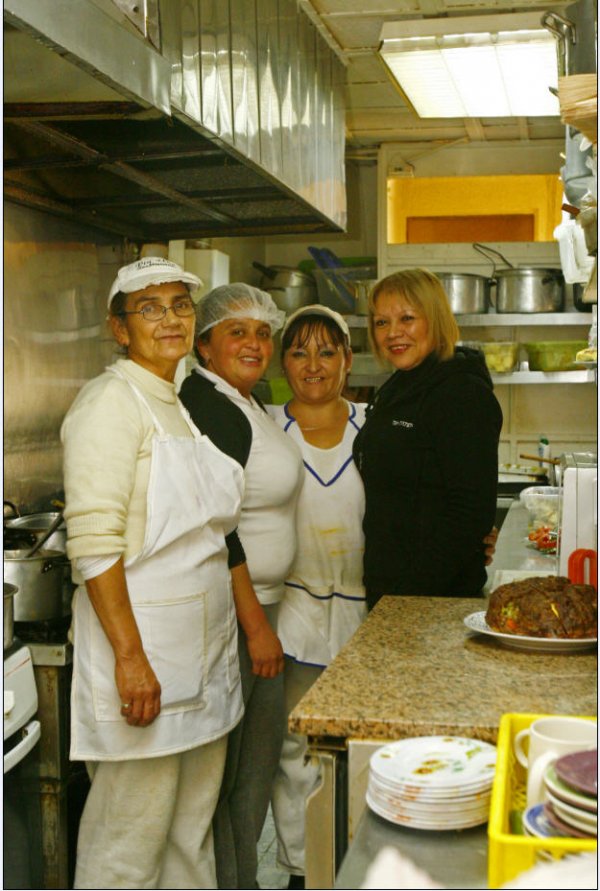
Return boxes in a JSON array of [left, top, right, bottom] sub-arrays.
[[300, 0, 566, 151]]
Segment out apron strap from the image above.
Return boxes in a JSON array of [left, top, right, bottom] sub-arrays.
[[175, 397, 203, 441], [107, 367, 204, 441]]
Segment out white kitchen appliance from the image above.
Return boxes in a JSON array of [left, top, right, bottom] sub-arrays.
[[4, 644, 43, 888], [558, 452, 598, 577], [168, 239, 230, 298], [4, 646, 40, 770]]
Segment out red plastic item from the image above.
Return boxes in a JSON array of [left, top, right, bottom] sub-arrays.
[[568, 549, 598, 590]]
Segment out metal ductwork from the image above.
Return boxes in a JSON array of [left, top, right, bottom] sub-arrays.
[[3, 0, 347, 239]]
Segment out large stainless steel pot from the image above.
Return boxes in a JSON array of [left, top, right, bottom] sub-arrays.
[[253, 261, 315, 290], [253, 262, 317, 313], [472, 244, 565, 313], [437, 273, 489, 314], [4, 582, 17, 650], [494, 268, 565, 313], [4, 549, 65, 621], [266, 285, 316, 314], [6, 512, 67, 552]]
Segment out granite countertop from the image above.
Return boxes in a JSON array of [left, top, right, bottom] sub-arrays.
[[289, 594, 597, 742]]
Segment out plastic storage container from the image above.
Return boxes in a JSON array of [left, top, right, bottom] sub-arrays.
[[480, 341, 520, 374], [488, 713, 597, 888], [523, 341, 588, 372], [519, 486, 561, 529]]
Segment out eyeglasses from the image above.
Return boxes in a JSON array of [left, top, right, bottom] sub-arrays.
[[119, 299, 195, 322]]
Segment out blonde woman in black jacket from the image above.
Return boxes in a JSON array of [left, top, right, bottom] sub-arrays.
[[353, 269, 503, 610]]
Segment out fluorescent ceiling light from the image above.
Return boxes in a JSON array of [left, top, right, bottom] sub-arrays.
[[378, 14, 560, 118]]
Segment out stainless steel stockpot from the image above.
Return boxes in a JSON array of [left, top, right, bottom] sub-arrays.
[[493, 268, 565, 313], [5, 512, 67, 553], [266, 285, 316, 313], [4, 549, 65, 621], [437, 273, 489, 314], [4, 582, 18, 649]]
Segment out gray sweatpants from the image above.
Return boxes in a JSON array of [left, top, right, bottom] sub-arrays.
[[212, 603, 286, 890]]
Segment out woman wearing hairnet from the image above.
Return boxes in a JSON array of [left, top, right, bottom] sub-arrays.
[[179, 283, 304, 890]]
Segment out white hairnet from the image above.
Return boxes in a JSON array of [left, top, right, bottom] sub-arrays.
[[195, 283, 286, 335]]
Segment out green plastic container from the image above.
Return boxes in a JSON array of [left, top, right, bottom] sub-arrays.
[[523, 341, 588, 371], [268, 377, 293, 405]]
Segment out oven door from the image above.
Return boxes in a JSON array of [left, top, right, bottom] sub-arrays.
[[4, 718, 41, 774]]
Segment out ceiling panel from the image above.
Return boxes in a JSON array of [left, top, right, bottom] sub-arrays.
[[323, 15, 392, 48], [345, 55, 391, 83], [345, 82, 403, 109], [311, 1, 419, 12]]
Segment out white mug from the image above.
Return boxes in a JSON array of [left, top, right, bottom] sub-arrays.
[[514, 716, 597, 808]]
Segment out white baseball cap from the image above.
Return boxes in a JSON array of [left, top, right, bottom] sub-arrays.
[[108, 257, 203, 308], [282, 304, 350, 340]]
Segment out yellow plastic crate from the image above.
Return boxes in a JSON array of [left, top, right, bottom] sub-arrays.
[[488, 713, 597, 888]]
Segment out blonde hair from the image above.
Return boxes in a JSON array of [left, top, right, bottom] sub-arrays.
[[368, 268, 459, 363]]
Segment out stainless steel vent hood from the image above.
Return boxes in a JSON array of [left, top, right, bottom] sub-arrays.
[[4, 0, 347, 239]]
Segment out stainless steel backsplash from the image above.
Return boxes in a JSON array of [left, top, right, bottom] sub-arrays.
[[4, 203, 124, 513]]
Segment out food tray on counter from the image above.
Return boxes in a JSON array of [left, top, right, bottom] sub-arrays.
[[488, 713, 597, 888]]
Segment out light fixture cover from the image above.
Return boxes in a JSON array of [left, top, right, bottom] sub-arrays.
[[378, 15, 560, 118]]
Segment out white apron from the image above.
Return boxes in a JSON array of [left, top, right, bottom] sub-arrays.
[[70, 369, 244, 760], [270, 402, 367, 667]]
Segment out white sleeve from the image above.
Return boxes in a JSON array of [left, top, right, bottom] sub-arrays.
[[76, 554, 120, 580]]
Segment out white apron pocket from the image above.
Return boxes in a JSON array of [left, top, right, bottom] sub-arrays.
[[90, 593, 208, 722]]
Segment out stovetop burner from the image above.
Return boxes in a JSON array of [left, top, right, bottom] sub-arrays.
[[14, 614, 71, 645]]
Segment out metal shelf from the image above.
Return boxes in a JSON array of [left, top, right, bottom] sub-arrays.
[[343, 313, 593, 328], [348, 370, 596, 387], [491, 370, 596, 384], [457, 312, 593, 327]]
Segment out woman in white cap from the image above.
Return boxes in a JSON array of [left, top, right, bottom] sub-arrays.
[[61, 258, 248, 889], [178, 283, 304, 891]]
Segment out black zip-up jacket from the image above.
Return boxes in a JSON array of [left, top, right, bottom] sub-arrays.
[[352, 347, 502, 609]]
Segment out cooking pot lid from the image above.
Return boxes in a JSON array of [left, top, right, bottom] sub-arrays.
[[4, 582, 18, 598], [495, 267, 563, 277], [438, 272, 488, 280], [4, 548, 64, 560], [6, 512, 66, 531]]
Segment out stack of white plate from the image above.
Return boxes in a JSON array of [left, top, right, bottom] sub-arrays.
[[366, 736, 497, 830]]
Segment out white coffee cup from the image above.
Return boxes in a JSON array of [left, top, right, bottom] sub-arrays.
[[514, 716, 597, 808]]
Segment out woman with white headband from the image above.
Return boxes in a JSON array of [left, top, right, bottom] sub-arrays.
[[268, 303, 499, 889], [61, 258, 247, 888], [179, 283, 304, 890]]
